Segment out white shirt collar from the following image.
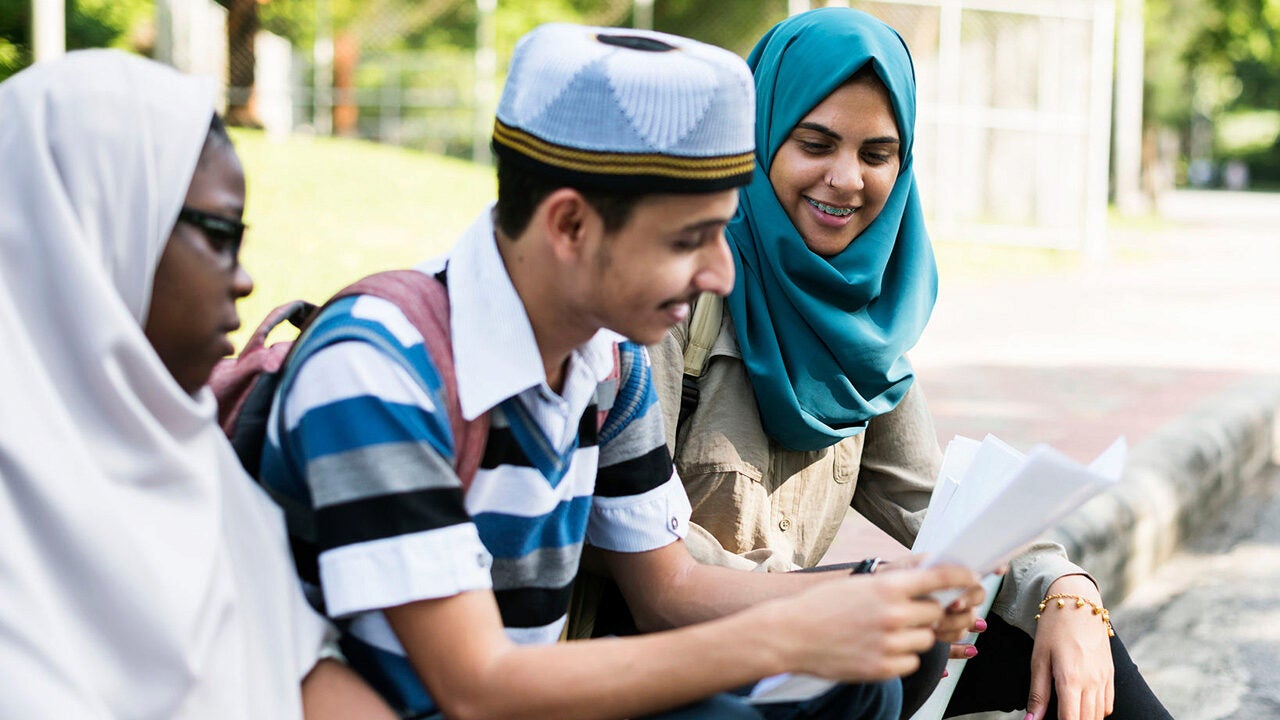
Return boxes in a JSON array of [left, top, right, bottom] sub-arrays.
[[444, 208, 622, 421]]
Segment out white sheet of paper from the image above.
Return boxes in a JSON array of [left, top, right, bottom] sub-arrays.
[[921, 437, 1126, 575], [933, 435, 1026, 548], [914, 435, 1024, 554], [913, 436, 977, 552], [747, 672, 838, 705], [749, 436, 1126, 710], [907, 435, 1127, 719]]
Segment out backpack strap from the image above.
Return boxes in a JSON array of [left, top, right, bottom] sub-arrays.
[[279, 269, 491, 489], [594, 343, 622, 433], [678, 291, 723, 428], [213, 299, 315, 437], [245, 300, 317, 353]]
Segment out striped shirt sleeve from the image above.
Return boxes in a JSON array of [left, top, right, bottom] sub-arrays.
[[279, 296, 493, 618], [588, 342, 691, 552]]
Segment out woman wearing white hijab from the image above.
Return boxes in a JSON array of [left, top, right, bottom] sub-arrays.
[[0, 51, 393, 718]]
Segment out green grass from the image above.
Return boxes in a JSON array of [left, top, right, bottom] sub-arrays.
[[932, 241, 1082, 283], [228, 128, 496, 348], [931, 206, 1178, 283]]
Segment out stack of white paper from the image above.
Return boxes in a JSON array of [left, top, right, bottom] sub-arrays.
[[906, 435, 1127, 720], [751, 435, 1127, 709], [914, 435, 1127, 576]]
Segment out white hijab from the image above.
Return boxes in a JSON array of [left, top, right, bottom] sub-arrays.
[[0, 50, 329, 718]]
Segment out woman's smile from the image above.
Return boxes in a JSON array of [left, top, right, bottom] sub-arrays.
[[804, 197, 856, 217], [804, 196, 860, 228]]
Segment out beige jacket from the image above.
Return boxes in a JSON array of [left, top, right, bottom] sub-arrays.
[[650, 312, 1087, 636]]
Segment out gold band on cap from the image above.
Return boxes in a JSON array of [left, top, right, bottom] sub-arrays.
[[493, 119, 754, 182]]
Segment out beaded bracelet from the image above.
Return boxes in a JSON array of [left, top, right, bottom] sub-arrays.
[[1035, 593, 1115, 637]]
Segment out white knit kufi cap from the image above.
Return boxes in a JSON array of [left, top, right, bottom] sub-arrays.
[[493, 23, 756, 193]]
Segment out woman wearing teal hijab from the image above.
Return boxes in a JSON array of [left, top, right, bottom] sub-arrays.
[[648, 7, 1171, 720], [726, 6, 936, 453]]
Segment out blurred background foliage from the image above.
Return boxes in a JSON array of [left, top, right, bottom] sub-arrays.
[[4, 0, 1280, 186], [1147, 0, 1280, 185], [0, 0, 153, 80]]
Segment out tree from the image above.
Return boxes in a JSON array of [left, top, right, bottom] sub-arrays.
[[1185, 0, 1280, 110], [224, 0, 261, 127], [0, 0, 152, 83], [1145, 0, 1280, 184]]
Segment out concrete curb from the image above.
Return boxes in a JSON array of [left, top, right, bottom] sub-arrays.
[[1049, 374, 1280, 605]]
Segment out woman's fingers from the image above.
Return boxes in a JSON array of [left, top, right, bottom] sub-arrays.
[[1077, 682, 1096, 720], [948, 642, 977, 660], [1025, 651, 1053, 720]]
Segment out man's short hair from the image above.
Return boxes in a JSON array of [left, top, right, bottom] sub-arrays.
[[494, 157, 641, 238], [490, 24, 756, 237]]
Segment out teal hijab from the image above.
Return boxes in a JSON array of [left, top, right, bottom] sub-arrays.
[[725, 8, 937, 451]]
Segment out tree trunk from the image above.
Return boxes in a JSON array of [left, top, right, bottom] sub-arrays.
[[333, 31, 360, 137], [225, 0, 261, 128]]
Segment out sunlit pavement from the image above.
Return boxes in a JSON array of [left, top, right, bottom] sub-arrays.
[[835, 191, 1280, 719], [1114, 465, 1280, 719]]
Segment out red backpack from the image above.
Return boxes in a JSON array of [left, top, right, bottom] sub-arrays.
[[212, 268, 621, 487], [209, 269, 491, 485]]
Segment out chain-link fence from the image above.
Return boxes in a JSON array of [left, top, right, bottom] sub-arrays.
[[288, 1, 791, 159]]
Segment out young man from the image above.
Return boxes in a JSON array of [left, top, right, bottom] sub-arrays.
[[260, 24, 981, 720]]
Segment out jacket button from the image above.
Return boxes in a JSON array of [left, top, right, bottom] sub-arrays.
[[778, 518, 791, 531]]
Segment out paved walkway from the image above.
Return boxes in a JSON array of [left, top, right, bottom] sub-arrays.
[[1114, 465, 1280, 719], [914, 191, 1280, 460], [830, 191, 1280, 565], [825, 192, 1280, 719]]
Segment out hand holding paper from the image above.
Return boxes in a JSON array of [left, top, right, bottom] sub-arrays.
[[751, 435, 1126, 708], [905, 435, 1126, 720], [913, 435, 1127, 575]]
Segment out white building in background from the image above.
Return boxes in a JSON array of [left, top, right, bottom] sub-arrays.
[[154, 0, 293, 138]]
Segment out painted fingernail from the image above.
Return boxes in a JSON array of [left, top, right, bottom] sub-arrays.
[[975, 619, 988, 631], [941, 669, 949, 678], [964, 645, 978, 658]]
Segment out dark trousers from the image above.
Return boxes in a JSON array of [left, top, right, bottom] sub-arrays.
[[416, 680, 900, 720], [804, 567, 1174, 719], [590, 580, 902, 719], [593, 576, 1170, 719], [641, 680, 901, 720], [902, 614, 1173, 719]]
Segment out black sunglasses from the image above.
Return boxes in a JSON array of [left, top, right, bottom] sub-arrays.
[[177, 207, 246, 264]]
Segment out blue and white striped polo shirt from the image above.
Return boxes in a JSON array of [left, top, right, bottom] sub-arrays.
[[259, 212, 691, 716]]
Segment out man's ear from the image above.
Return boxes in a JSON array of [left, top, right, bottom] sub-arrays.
[[539, 188, 599, 262]]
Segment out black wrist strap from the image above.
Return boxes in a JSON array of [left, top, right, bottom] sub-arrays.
[[850, 557, 883, 575]]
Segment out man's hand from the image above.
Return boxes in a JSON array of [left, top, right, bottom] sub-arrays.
[[943, 565, 1007, 659], [934, 582, 986, 644], [875, 556, 986, 646], [778, 565, 980, 682]]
